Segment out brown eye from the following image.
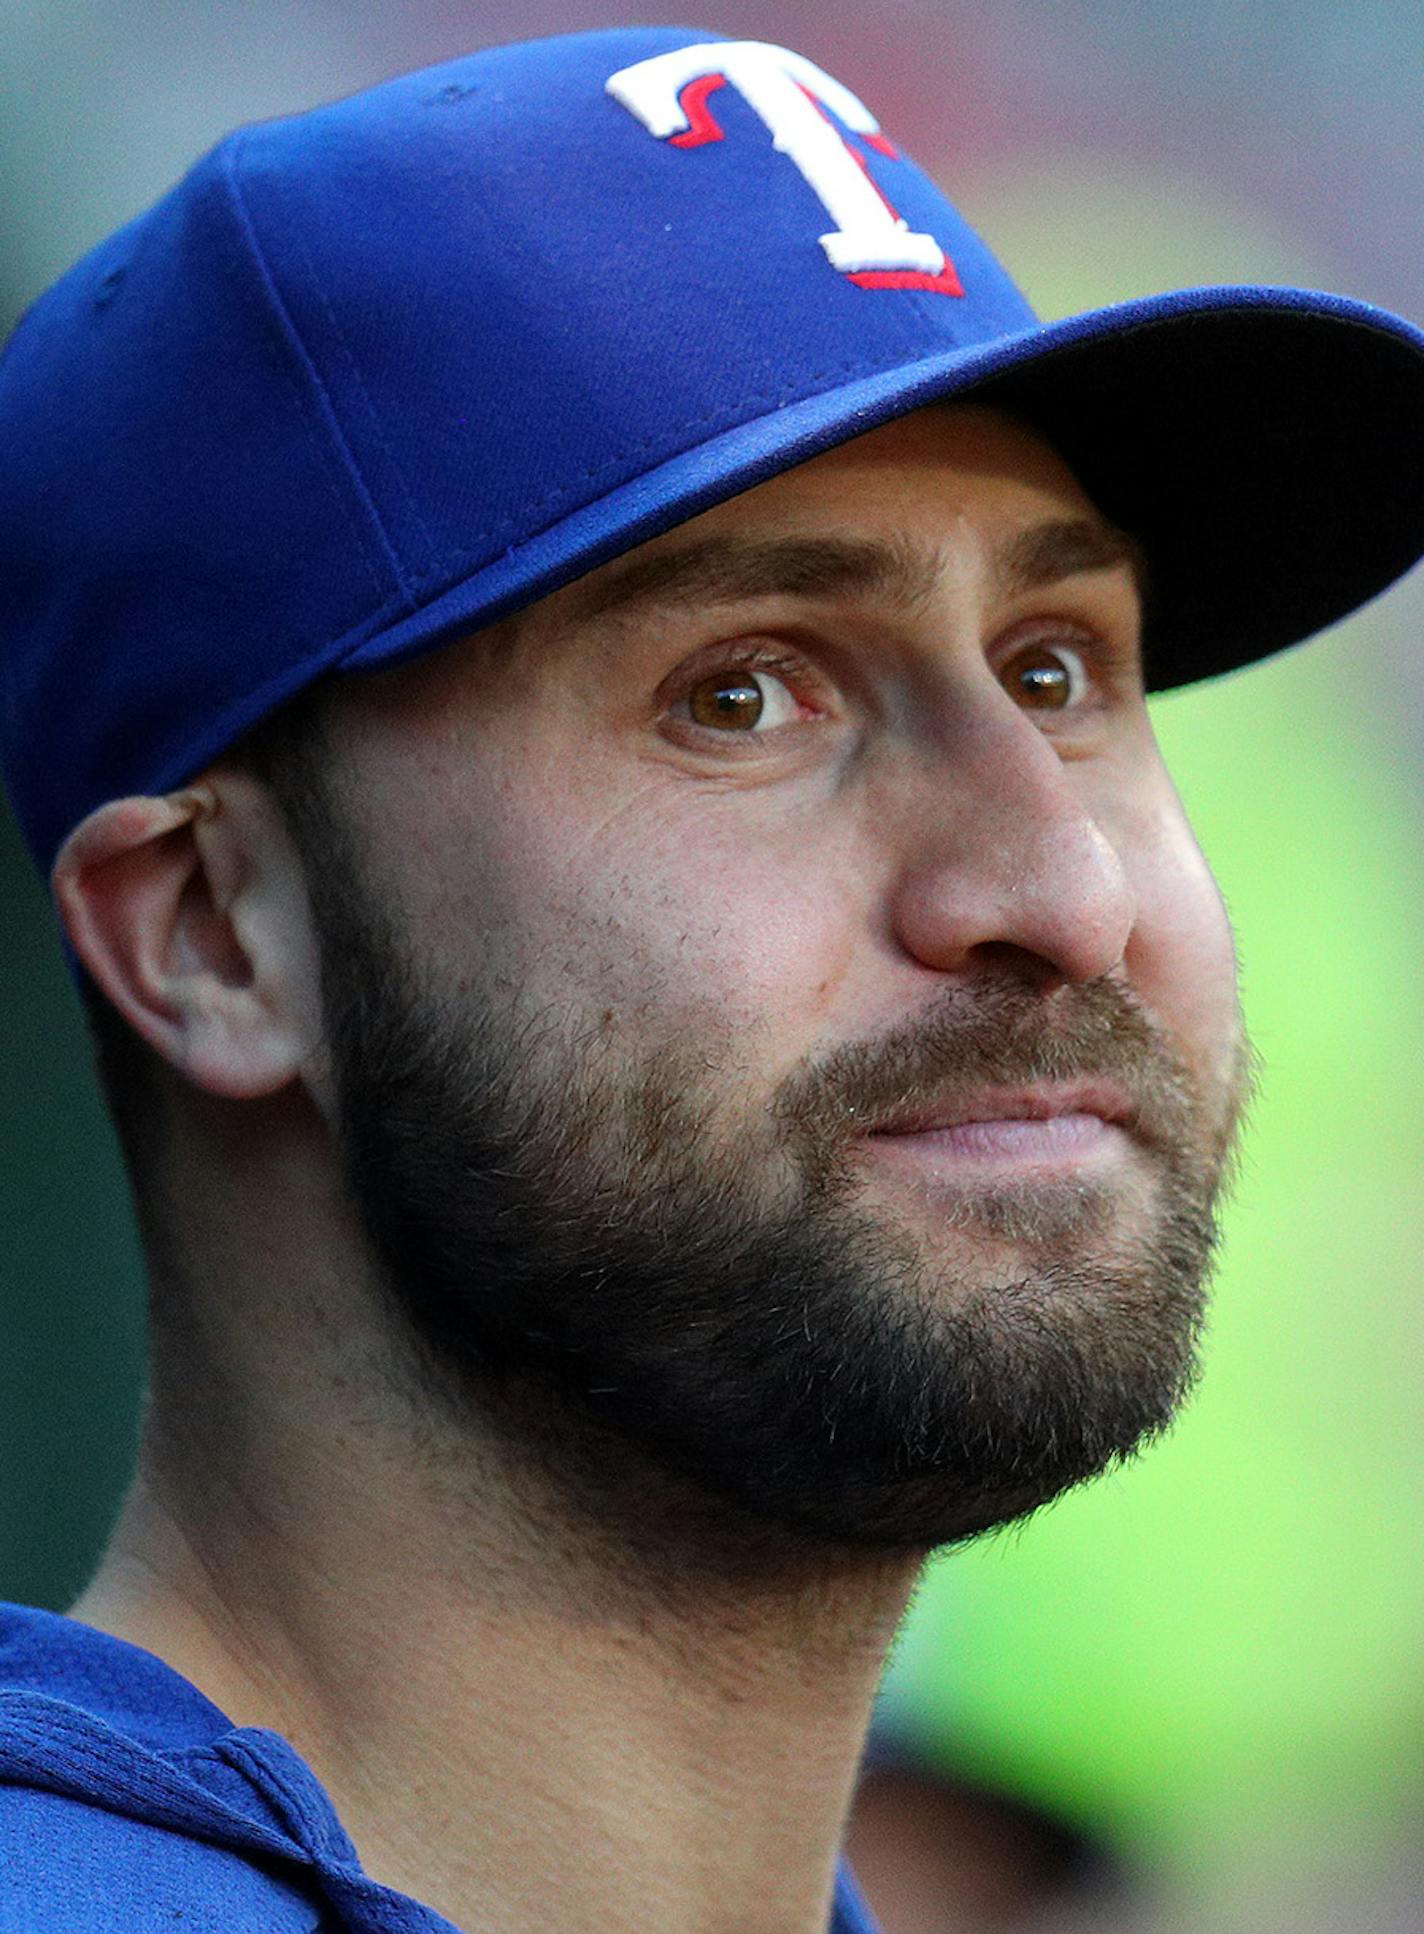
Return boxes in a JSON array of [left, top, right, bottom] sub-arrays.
[[685, 669, 798, 732], [1001, 641, 1086, 711]]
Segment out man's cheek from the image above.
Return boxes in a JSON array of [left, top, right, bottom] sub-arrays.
[[1128, 842, 1241, 1087], [552, 856, 856, 1050]]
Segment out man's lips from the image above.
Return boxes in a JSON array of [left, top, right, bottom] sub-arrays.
[[853, 1079, 1136, 1140], [844, 1081, 1140, 1170]]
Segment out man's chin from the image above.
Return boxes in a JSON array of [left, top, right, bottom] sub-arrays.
[[841, 1135, 1158, 1253]]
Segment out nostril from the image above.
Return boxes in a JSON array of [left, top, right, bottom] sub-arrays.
[[969, 940, 1072, 996]]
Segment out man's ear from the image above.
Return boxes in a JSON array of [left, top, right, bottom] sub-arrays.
[[51, 772, 323, 1100]]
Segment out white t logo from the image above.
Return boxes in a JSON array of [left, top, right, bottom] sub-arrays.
[[606, 40, 963, 294]]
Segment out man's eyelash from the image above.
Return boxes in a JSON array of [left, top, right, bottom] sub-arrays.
[[667, 643, 826, 708], [696, 645, 811, 682]]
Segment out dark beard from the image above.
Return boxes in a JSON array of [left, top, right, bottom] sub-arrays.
[[304, 806, 1246, 1554]]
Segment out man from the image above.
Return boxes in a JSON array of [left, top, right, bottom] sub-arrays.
[[1, 25, 1421, 1934]]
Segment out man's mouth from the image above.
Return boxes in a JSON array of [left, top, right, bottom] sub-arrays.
[[851, 1081, 1136, 1168]]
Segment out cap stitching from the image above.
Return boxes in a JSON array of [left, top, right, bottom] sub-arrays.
[[270, 188, 443, 586], [218, 132, 417, 615], [403, 336, 957, 583]]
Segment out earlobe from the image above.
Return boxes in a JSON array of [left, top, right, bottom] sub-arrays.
[[52, 779, 315, 1100]]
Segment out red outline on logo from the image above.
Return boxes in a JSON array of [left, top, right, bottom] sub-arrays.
[[670, 73, 728, 146], [848, 263, 966, 294]]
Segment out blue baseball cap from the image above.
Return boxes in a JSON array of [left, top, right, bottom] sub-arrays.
[[3, 25, 1423, 876]]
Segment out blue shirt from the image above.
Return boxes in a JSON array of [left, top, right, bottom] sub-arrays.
[[0, 1602, 880, 1932]]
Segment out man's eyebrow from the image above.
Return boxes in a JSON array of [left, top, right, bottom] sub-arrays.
[[563, 519, 1146, 630], [565, 533, 938, 627], [995, 518, 1148, 602]]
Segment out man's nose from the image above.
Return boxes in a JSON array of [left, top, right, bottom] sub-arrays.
[[887, 692, 1137, 988]]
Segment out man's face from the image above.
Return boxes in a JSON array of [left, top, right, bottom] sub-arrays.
[[297, 404, 1250, 1551]]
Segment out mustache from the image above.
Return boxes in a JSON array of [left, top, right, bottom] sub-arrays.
[[773, 975, 1210, 1160]]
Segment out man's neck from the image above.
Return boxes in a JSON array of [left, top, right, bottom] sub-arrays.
[[71, 1372, 920, 1934]]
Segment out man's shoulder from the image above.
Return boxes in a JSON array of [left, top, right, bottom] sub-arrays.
[[0, 1781, 330, 1933]]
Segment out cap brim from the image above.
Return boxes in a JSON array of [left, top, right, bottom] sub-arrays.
[[334, 283, 1424, 694]]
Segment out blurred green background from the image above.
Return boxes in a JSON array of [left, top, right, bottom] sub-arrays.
[[4, 2, 1423, 1924]]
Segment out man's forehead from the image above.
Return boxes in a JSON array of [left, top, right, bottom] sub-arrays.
[[537, 403, 1145, 638]]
